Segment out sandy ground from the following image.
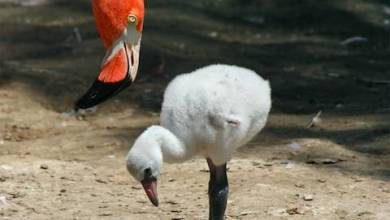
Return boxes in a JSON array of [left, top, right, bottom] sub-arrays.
[[0, 1, 390, 219]]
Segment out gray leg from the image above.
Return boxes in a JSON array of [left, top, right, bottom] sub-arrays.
[[207, 158, 229, 220]]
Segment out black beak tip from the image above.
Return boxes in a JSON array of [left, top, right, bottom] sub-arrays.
[[152, 200, 159, 207], [75, 79, 131, 109], [74, 94, 99, 110]]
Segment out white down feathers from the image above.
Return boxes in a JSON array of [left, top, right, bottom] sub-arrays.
[[160, 64, 271, 165]]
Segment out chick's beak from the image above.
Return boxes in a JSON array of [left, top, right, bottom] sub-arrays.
[[141, 178, 159, 207]]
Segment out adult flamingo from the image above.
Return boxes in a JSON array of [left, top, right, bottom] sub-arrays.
[[76, 0, 145, 109]]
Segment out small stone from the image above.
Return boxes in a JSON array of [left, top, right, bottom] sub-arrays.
[[86, 145, 95, 149], [76, 115, 86, 121], [40, 164, 49, 170], [95, 179, 107, 184], [99, 212, 112, 216], [3, 134, 12, 141], [251, 161, 261, 166], [131, 186, 142, 190], [317, 179, 327, 183], [285, 161, 295, 169], [306, 158, 340, 165], [303, 194, 314, 201], [381, 188, 390, 193], [289, 142, 301, 151], [239, 210, 258, 216], [209, 31, 219, 38], [357, 211, 373, 216], [9, 192, 25, 198], [0, 177, 6, 182], [166, 200, 178, 205], [60, 189, 66, 193], [322, 158, 341, 164], [335, 209, 348, 219], [351, 176, 363, 182], [287, 207, 303, 215], [268, 207, 289, 217], [294, 183, 305, 188]]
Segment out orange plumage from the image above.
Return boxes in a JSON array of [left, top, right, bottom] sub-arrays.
[[92, 0, 144, 48], [97, 48, 128, 82]]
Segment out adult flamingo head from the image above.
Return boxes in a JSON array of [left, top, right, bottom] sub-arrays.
[[75, 0, 145, 109]]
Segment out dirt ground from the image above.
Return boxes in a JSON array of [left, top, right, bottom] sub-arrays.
[[0, 0, 389, 219]]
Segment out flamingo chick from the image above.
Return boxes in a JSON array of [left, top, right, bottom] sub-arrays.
[[126, 64, 271, 219]]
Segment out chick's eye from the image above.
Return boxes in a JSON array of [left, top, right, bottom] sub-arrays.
[[144, 167, 152, 176]]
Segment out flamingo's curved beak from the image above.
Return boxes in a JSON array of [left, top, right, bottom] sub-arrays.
[[75, 30, 141, 110], [141, 177, 159, 207]]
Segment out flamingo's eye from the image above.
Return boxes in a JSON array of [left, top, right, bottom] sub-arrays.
[[128, 14, 138, 25]]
